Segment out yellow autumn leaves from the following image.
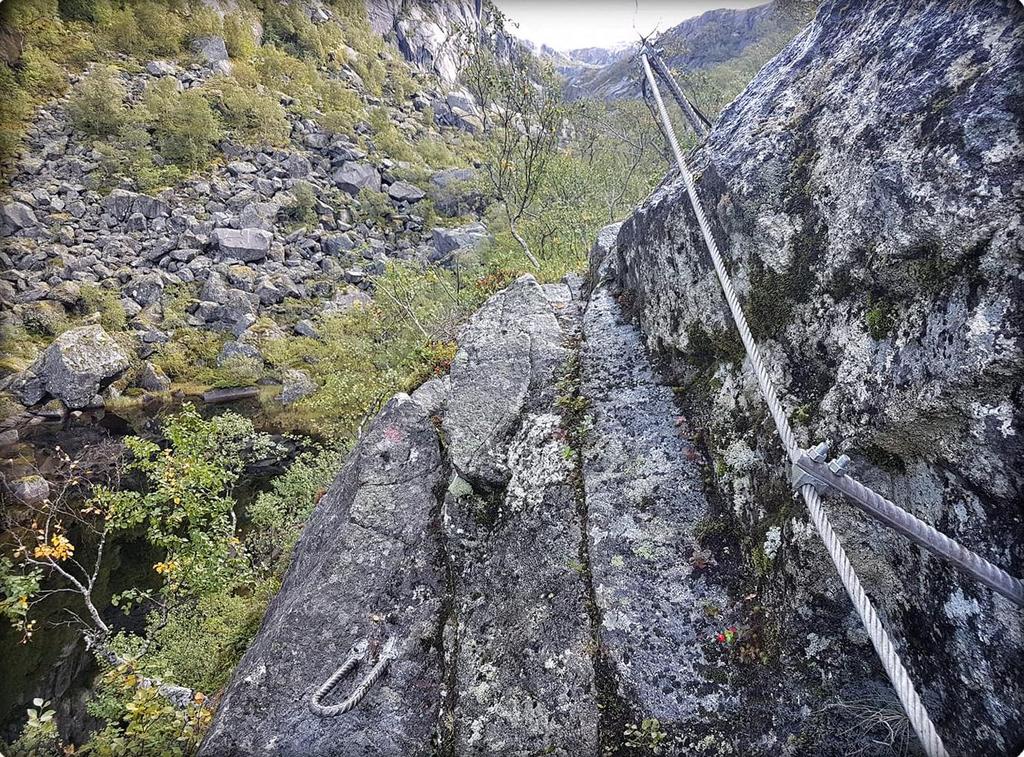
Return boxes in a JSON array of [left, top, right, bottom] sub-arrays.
[[33, 534, 74, 562]]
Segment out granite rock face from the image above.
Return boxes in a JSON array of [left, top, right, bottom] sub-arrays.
[[203, 276, 603, 756], [200, 395, 449, 757], [364, 0, 485, 84], [443, 275, 566, 491], [612, 0, 1024, 753]]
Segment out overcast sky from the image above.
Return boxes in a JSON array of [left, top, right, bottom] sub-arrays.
[[495, 0, 767, 51]]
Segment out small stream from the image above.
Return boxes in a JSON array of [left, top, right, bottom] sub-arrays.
[[0, 394, 308, 744]]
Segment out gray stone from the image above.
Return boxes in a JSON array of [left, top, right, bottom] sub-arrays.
[[212, 228, 273, 262], [606, 2, 1024, 753], [386, 180, 425, 203], [101, 189, 169, 221], [200, 397, 446, 757], [409, 376, 448, 416], [227, 161, 258, 176], [192, 35, 229, 63], [321, 286, 372, 314], [34, 325, 130, 409], [239, 202, 280, 231], [146, 60, 177, 76], [443, 274, 564, 490], [231, 313, 257, 338], [283, 154, 311, 178], [428, 167, 483, 216], [322, 234, 355, 255], [138, 362, 171, 392], [332, 162, 381, 195], [430, 222, 490, 260], [3, 202, 38, 229], [216, 340, 262, 367], [10, 371, 46, 406], [294, 319, 319, 339], [278, 369, 316, 405], [123, 273, 163, 308], [9, 475, 49, 506]]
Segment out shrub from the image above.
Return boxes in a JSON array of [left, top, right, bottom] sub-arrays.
[[208, 76, 290, 146], [144, 79, 223, 170], [152, 329, 221, 381], [92, 122, 183, 192], [282, 180, 318, 227], [256, 44, 318, 113], [317, 79, 364, 137], [100, 1, 186, 58], [865, 301, 895, 340], [66, 65, 127, 137], [223, 12, 258, 60], [368, 107, 415, 162], [58, 0, 99, 22], [79, 283, 127, 331], [185, 5, 222, 39], [21, 47, 68, 99]]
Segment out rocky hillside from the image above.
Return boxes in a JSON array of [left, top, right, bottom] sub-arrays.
[[366, 0, 512, 84], [557, 0, 813, 103], [201, 0, 1023, 755]]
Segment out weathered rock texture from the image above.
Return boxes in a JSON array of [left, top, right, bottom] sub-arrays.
[[203, 276, 605, 756], [200, 396, 448, 756], [203, 1, 1023, 755], [611, 0, 1024, 754], [364, 0, 490, 84]]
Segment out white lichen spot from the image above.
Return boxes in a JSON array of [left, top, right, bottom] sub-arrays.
[[969, 401, 1016, 439], [763, 526, 783, 561], [804, 632, 831, 657], [943, 588, 981, 621]]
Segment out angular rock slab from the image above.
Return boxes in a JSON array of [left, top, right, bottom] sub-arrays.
[[200, 396, 447, 757], [443, 274, 565, 490], [581, 286, 733, 729]]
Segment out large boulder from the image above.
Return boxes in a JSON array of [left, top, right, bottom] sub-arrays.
[[101, 189, 169, 221], [212, 228, 273, 262], [34, 325, 129, 409], [443, 274, 564, 490], [192, 34, 229, 63], [279, 369, 316, 405], [8, 475, 49, 506], [428, 167, 485, 217], [333, 162, 382, 195], [2, 201, 38, 229], [386, 180, 425, 203], [429, 222, 490, 262]]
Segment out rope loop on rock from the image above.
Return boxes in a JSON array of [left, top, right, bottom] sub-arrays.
[[309, 636, 399, 717], [639, 50, 950, 757]]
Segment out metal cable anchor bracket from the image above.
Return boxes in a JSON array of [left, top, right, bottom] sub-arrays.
[[791, 441, 831, 494], [309, 636, 400, 717]]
